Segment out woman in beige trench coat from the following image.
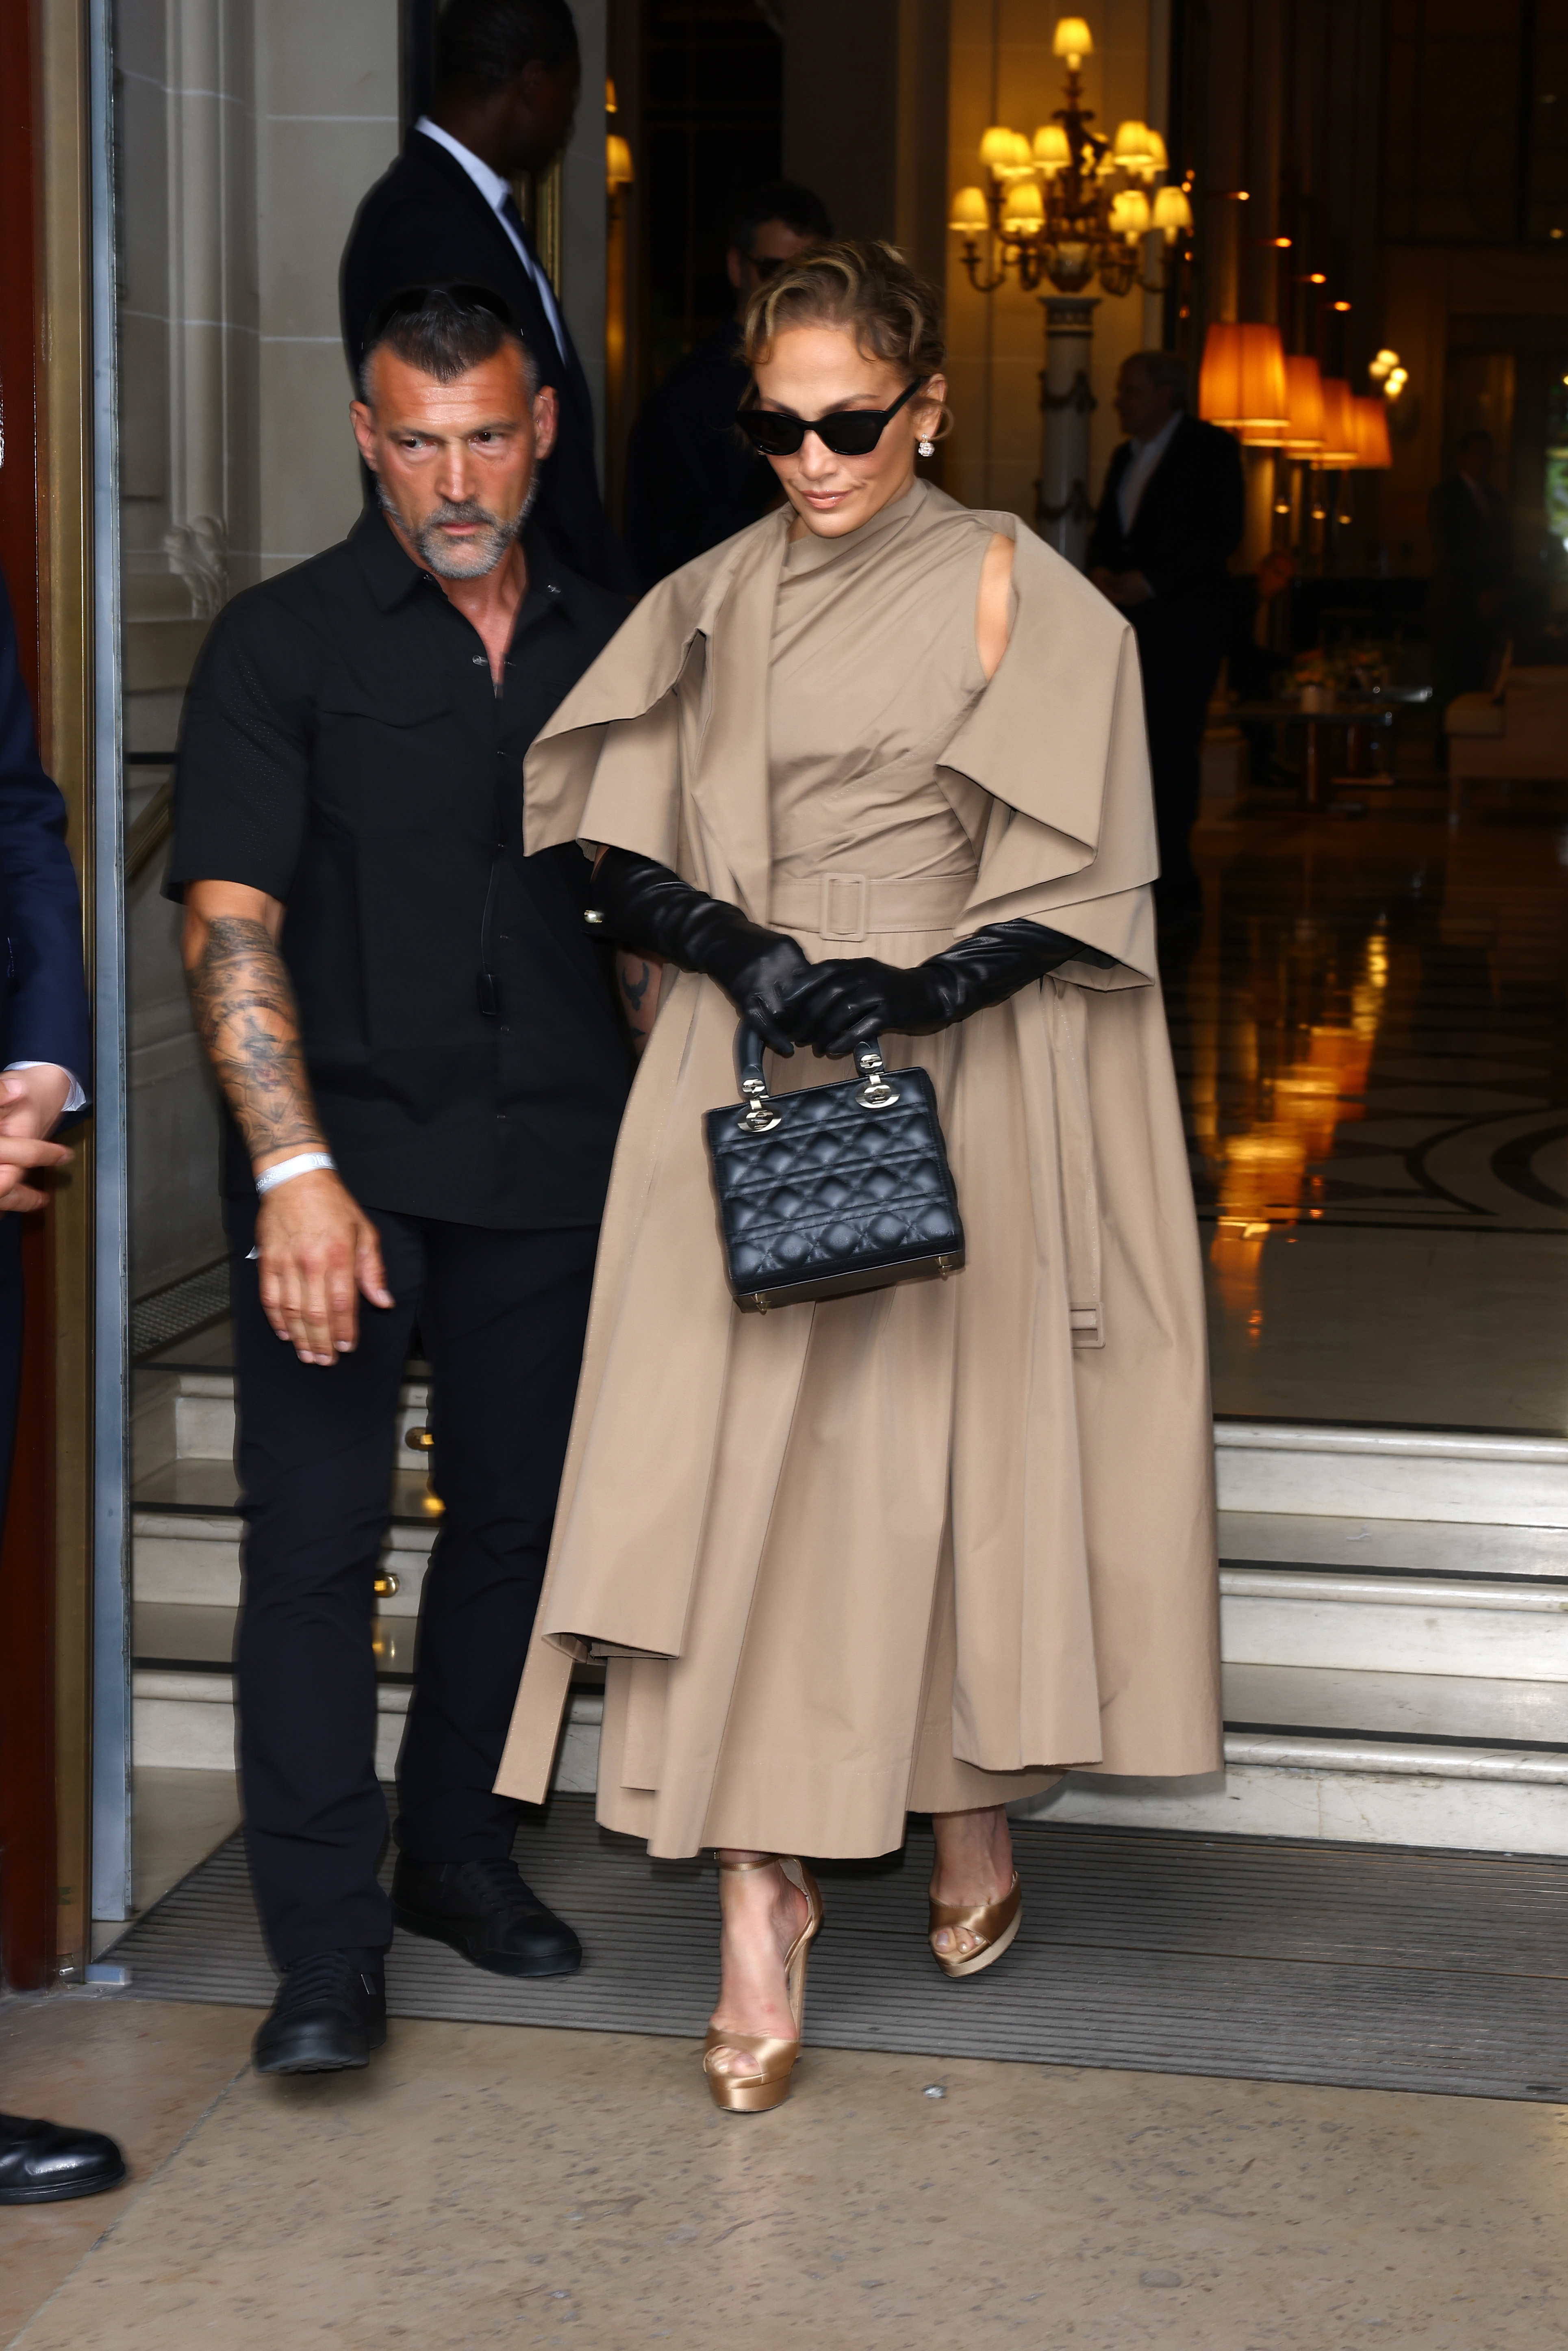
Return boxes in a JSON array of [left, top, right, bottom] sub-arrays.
[[495, 243, 1221, 2112]]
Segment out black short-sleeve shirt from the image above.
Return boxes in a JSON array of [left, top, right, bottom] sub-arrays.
[[167, 511, 632, 1228]]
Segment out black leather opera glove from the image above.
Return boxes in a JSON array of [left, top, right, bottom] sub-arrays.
[[589, 847, 811, 1054], [780, 920, 1117, 1060]]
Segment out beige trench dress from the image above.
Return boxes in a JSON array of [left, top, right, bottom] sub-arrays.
[[495, 479, 1222, 1859]]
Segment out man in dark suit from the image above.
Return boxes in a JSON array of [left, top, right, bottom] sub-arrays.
[[0, 567, 124, 2207], [1429, 428, 1514, 728], [341, 0, 635, 594], [623, 180, 832, 586], [1088, 350, 1245, 917]]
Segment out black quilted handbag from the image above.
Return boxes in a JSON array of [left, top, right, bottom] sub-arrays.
[[703, 1021, 965, 1313]]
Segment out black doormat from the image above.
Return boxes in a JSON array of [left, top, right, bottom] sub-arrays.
[[103, 1799, 1568, 2103]]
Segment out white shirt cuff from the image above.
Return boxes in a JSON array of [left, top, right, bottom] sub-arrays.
[[6, 1062, 87, 1114]]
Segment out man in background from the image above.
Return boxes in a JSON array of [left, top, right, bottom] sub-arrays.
[[342, 0, 635, 593], [1429, 428, 1513, 730], [0, 569, 123, 2205], [623, 180, 832, 585], [1088, 350, 1244, 920]]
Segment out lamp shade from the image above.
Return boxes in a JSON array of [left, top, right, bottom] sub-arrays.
[[979, 124, 1019, 172], [606, 133, 634, 190], [1033, 123, 1071, 171], [1199, 322, 1288, 437], [1350, 395, 1393, 469], [1110, 189, 1151, 238], [1000, 180, 1045, 235], [1316, 378, 1359, 465], [1145, 127, 1169, 172], [1053, 15, 1093, 59], [1280, 355, 1325, 454], [1151, 185, 1192, 235], [949, 186, 989, 232], [1112, 120, 1152, 164]]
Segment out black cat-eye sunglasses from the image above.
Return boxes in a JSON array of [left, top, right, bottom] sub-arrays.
[[736, 376, 927, 459]]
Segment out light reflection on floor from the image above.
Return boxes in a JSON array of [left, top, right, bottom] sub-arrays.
[[1168, 776, 1568, 1432]]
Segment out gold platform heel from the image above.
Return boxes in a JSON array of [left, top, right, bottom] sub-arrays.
[[928, 1869, 1022, 1979], [703, 1856, 823, 2114]]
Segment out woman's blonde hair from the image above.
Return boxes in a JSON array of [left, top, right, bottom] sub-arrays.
[[740, 239, 946, 382]]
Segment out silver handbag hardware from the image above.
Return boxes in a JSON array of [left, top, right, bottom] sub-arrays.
[[735, 1026, 784, 1134], [852, 1043, 900, 1110], [738, 1075, 783, 1135]]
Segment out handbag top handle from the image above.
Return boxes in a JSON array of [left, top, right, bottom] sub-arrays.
[[732, 1019, 899, 1133]]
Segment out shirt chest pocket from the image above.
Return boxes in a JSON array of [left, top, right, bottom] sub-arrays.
[[312, 682, 464, 839]]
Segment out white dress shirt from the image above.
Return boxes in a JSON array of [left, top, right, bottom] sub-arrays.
[[1117, 409, 1183, 535], [414, 117, 567, 364]]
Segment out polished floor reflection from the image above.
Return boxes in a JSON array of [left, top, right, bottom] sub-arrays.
[[1169, 771, 1568, 1432]]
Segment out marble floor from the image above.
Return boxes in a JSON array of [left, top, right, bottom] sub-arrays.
[[1180, 773, 1568, 1432], [3, 1995, 1566, 2349]]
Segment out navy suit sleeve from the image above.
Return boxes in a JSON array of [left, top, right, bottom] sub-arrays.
[[0, 568, 91, 1092]]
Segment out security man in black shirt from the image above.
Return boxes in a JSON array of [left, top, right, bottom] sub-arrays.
[[168, 285, 634, 2074]]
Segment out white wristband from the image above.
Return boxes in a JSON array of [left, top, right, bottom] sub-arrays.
[[255, 1151, 336, 1196]]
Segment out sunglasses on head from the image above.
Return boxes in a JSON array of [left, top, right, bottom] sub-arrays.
[[736, 376, 927, 459]]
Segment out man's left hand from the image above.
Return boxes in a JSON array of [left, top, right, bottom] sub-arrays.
[[0, 1069, 76, 1212], [0, 1067, 75, 1140]]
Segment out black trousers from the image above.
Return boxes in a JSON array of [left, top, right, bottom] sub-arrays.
[[1134, 619, 1226, 910], [226, 1195, 597, 1965]]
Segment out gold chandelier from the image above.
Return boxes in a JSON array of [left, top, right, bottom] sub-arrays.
[[949, 16, 1194, 299]]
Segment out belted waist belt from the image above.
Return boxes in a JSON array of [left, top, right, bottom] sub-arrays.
[[769, 870, 975, 943]]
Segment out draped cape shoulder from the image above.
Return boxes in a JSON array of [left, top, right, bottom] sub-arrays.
[[521, 502, 1160, 978]]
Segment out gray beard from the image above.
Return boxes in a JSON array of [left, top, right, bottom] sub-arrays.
[[379, 478, 538, 579]]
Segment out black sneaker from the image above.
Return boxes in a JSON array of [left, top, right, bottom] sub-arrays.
[[253, 1950, 387, 2075], [392, 1854, 582, 1978], [0, 2112, 126, 2204]]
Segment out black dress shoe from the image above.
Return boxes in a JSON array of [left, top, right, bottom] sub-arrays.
[[252, 1950, 387, 2075], [392, 1854, 582, 1978], [0, 2112, 127, 2204]]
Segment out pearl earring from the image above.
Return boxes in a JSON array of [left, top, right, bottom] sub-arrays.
[[917, 437, 935, 458]]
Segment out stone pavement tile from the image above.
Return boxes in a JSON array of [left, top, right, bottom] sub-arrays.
[[0, 1994, 254, 2345], [9, 2010, 1568, 2349]]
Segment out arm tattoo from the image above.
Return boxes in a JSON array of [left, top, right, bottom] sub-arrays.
[[619, 957, 653, 1014], [187, 916, 327, 1165]]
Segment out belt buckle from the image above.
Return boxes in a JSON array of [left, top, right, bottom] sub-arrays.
[[819, 872, 868, 943]]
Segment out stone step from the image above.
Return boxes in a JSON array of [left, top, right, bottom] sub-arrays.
[[132, 1670, 605, 1790], [131, 1646, 1568, 1853], [135, 1365, 1568, 1532], [1216, 1422, 1568, 1528]]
